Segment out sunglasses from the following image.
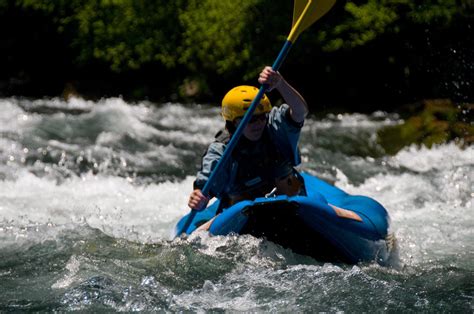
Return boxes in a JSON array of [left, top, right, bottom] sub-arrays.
[[234, 113, 268, 126], [248, 113, 268, 123]]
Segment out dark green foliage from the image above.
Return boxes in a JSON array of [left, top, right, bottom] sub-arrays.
[[15, 0, 184, 71], [323, 0, 465, 51], [8, 0, 469, 73], [1, 0, 472, 104], [377, 100, 474, 154]]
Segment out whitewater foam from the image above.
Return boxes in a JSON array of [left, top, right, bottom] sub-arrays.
[[0, 170, 194, 242]]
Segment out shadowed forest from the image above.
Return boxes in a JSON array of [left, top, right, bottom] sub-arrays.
[[0, 0, 472, 113]]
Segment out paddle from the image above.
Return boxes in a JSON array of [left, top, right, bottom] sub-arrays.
[[177, 0, 336, 236]]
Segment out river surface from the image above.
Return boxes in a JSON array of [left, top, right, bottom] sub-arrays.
[[0, 97, 472, 312]]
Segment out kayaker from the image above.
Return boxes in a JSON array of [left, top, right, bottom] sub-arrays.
[[188, 66, 309, 212]]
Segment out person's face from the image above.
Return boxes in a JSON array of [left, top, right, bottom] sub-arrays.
[[234, 113, 268, 141]]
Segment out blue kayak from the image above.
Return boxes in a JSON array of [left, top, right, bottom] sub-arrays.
[[175, 173, 396, 265]]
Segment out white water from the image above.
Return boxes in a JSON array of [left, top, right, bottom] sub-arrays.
[[338, 143, 473, 266], [0, 97, 472, 311], [0, 170, 194, 243], [0, 97, 471, 267]]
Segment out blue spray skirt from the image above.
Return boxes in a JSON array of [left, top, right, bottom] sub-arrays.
[[175, 173, 396, 264]]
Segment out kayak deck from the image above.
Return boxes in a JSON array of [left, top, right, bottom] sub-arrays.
[[175, 173, 395, 264]]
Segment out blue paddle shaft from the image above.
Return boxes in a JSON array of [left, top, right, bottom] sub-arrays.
[[202, 40, 293, 196], [177, 40, 293, 235]]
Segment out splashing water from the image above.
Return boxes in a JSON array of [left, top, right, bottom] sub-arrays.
[[0, 97, 472, 311]]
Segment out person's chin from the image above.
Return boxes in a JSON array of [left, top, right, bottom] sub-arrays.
[[248, 130, 264, 141]]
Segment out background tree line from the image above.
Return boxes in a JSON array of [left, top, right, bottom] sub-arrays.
[[0, 0, 472, 111]]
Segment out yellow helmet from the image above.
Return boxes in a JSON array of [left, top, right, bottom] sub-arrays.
[[221, 85, 272, 121]]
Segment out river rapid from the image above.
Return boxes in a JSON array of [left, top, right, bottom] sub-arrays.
[[0, 97, 472, 312]]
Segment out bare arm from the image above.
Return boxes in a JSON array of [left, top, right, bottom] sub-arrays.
[[258, 66, 308, 123]]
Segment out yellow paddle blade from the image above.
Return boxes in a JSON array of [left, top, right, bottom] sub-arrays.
[[289, 0, 336, 42]]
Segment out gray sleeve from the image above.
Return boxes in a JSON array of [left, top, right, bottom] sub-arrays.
[[267, 104, 303, 166], [193, 141, 230, 197]]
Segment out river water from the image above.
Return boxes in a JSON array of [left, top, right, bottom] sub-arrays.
[[0, 97, 472, 311]]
